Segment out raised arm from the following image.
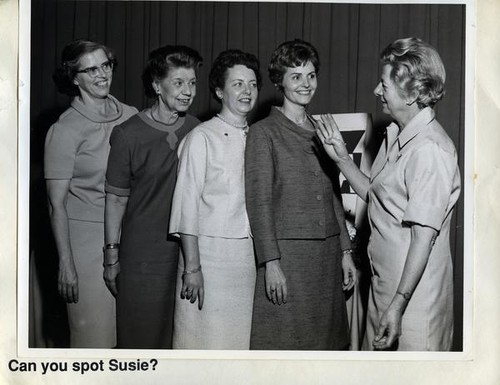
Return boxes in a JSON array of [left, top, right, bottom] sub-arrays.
[[316, 114, 370, 201]]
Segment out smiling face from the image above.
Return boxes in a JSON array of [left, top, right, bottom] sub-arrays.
[[154, 67, 197, 113], [281, 61, 317, 107], [217, 64, 258, 120], [73, 48, 112, 100], [373, 64, 412, 123]]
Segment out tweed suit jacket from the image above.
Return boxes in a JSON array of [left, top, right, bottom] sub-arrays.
[[245, 107, 351, 265]]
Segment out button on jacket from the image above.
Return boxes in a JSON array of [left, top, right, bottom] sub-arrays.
[[245, 107, 351, 265]]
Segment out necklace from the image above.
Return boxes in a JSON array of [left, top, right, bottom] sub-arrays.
[[149, 105, 179, 126], [277, 106, 308, 125], [216, 114, 248, 129]]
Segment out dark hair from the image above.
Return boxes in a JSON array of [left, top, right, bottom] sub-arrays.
[[142, 45, 203, 98], [380, 37, 446, 108], [268, 39, 320, 88], [208, 49, 262, 102], [52, 39, 116, 97]]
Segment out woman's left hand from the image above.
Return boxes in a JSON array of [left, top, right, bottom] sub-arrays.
[[265, 259, 288, 305], [181, 270, 204, 310], [341, 250, 357, 291], [372, 306, 403, 350]]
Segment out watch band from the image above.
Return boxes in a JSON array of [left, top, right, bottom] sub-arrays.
[[396, 290, 411, 301]]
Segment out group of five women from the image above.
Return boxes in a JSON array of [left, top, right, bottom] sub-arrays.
[[44, 36, 460, 351]]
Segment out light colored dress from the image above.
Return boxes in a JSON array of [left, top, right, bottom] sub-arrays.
[[44, 95, 137, 347], [169, 116, 256, 350], [363, 107, 461, 351]]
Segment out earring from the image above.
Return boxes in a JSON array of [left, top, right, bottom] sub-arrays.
[[156, 89, 161, 95]]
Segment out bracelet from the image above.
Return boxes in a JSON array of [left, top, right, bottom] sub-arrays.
[[103, 243, 120, 252], [182, 265, 202, 276], [342, 249, 353, 255], [103, 260, 120, 268]]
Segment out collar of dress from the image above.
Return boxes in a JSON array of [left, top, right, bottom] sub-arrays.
[[71, 94, 123, 123], [387, 107, 436, 151], [269, 106, 316, 138]]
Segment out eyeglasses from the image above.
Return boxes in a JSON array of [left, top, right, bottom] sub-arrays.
[[76, 61, 114, 77]]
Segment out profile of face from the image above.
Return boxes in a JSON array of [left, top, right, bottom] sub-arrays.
[[154, 67, 197, 113], [73, 48, 113, 100], [373, 64, 410, 120], [217, 64, 258, 119], [281, 61, 317, 107]]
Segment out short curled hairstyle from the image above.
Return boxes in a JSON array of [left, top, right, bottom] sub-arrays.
[[268, 39, 320, 89], [52, 39, 116, 97], [380, 37, 446, 108], [142, 45, 203, 98], [208, 49, 262, 102]]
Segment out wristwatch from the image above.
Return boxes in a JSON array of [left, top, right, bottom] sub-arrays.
[[396, 290, 411, 301]]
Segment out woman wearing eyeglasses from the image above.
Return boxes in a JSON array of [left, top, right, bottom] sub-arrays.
[[44, 39, 137, 348], [104, 45, 202, 348]]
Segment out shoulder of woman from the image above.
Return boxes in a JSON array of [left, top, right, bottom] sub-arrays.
[[47, 106, 90, 140], [417, 124, 458, 158], [185, 113, 201, 126], [249, 115, 277, 136], [121, 103, 139, 117], [407, 137, 458, 171]]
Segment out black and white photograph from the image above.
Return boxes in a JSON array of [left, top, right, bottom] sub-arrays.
[[4, 0, 500, 383], [26, 0, 468, 353]]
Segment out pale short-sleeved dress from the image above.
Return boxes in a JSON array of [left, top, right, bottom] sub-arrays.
[[169, 116, 256, 350], [363, 107, 461, 351], [44, 95, 137, 348]]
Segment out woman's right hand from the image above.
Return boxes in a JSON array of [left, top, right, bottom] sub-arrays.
[[315, 114, 350, 163], [265, 260, 288, 305], [58, 259, 79, 303], [181, 270, 204, 310]]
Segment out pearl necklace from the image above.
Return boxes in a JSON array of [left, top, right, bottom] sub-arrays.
[[217, 114, 248, 129]]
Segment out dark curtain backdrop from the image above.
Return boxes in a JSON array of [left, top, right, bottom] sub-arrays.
[[30, 0, 466, 350]]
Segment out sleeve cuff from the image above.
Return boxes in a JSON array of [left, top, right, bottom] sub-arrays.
[[254, 238, 281, 266], [44, 171, 73, 179], [402, 201, 446, 232], [105, 181, 130, 197]]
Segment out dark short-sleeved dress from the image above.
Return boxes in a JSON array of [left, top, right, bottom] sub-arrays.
[[245, 107, 351, 350], [106, 111, 199, 349]]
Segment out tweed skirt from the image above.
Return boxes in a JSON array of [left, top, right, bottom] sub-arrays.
[[250, 235, 349, 350]]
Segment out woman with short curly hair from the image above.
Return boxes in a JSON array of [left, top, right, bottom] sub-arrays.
[[317, 37, 461, 351], [245, 39, 356, 350]]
